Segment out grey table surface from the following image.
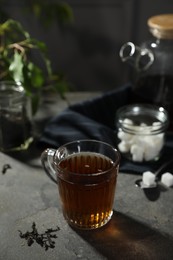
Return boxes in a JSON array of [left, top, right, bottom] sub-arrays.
[[0, 92, 173, 260]]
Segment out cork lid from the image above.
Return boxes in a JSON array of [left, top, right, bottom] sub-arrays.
[[148, 14, 173, 39]]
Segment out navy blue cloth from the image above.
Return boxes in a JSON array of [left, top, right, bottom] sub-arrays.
[[39, 84, 131, 146], [39, 84, 173, 175]]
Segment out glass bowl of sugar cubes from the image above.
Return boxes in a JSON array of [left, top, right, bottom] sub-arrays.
[[116, 104, 169, 162]]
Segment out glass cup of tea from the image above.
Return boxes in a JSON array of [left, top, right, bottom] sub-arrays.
[[41, 140, 120, 229]]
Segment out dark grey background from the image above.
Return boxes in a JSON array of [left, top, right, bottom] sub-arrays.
[[3, 0, 173, 91]]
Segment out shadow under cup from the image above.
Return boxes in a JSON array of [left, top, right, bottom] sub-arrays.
[[53, 140, 120, 229]]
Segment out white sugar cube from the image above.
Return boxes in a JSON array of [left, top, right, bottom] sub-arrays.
[[117, 130, 132, 141], [152, 134, 164, 150], [118, 141, 130, 153], [152, 121, 162, 131], [139, 123, 150, 134], [144, 146, 159, 161], [140, 123, 147, 127], [123, 118, 133, 125], [132, 148, 144, 162], [130, 144, 138, 154], [161, 172, 173, 187], [130, 144, 144, 162], [144, 139, 160, 161], [142, 171, 156, 186], [129, 135, 145, 147], [132, 152, 143, 162]]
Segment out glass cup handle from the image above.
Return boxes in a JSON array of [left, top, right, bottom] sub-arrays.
[[41, 148, 57, 184]]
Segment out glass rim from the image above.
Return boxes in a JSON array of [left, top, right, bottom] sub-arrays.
[[54, 139, 120, 177], [116, 103, 169, 135]]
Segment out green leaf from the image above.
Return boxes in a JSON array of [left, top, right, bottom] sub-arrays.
[[9, 51, 24, 83], [4, 19, 30, 39], [25, 1, 74, 27], [28, 38, 47, 53], [28, 62, 44, 88], [22, 62, 44, 93], [32, 3, 42, 17], [53, 2, 74, 24]]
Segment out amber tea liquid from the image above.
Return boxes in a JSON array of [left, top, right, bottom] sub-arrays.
[[57, 152, 118, 229]]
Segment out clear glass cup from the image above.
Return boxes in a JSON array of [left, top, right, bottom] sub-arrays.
[[41, 140, 120, 229], [0, 81, 33, 151], [116, 104, 169, 162]]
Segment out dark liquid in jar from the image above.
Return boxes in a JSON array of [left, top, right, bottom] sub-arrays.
[[134, 74, 173, 106], [134, 74, 173, 128], [57, 152, 118, 229], [0, 110, 32, 151]]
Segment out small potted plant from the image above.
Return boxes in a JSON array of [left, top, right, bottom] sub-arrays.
[[0, 18, 69, 114], [0, 1, 73, 151], [0, 18, 72, 151]]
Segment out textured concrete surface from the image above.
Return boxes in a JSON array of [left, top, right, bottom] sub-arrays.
[[0, 151, 173, 260], [1, 92, 173, 259]]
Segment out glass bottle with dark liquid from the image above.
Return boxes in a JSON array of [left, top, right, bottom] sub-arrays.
[[120, 14, 173, 129], [135, 74, 173, 111]]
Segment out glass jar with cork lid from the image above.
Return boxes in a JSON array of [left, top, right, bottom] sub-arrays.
[[120, 14, 173, 128]]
